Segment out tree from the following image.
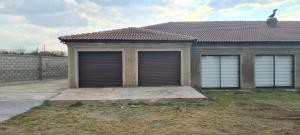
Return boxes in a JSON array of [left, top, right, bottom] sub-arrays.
[[0, 49, 9, 54], [11, 47, 26, 55], [28, 50, 66, 57], [0, 49, 66, 57]]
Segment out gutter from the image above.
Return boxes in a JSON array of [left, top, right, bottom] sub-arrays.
[[195, 40, 300, 46]]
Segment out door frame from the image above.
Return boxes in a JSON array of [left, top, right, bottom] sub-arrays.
[[135, 49, 184, 86], [74, 49, 125, 88]]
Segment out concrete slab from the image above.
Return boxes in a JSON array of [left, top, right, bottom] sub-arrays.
[[0, 79, 67, 93], [51, 86, 206, 102], [0, 79, 67, 122], [0, 93, 58, 101], [0, 101, 44, 122]]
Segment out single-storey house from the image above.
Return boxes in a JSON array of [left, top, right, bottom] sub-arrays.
[[59, 21, 300, 90]]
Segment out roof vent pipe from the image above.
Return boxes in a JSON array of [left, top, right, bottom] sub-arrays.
[[266, 9, 278, 27]]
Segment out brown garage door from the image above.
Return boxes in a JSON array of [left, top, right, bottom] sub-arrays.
[[79, 52, 122, 88], [138, 51, 181, 86]]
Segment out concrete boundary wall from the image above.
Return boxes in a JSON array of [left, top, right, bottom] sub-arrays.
[[0, 54, 67, 82]]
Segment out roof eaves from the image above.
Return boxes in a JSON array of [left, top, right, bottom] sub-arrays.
[[59, 39, 196, 44], [58, 27, 197, 43], [196, 40, 300, 43], [195, 40, 300, 46]]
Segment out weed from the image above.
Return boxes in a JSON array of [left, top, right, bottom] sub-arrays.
[[43, 101, 51, 106], [69, 101, 83, 107]]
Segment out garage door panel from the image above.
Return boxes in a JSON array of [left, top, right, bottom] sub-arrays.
[[201, 56, 239, 88], [275, 56, 293, 87], [140, 79, 179, 83], [139, 68, 180, 72], [220, 56, 239, 87], [79, 52, 122, 88], [255, 55, 293, 87], [81, 67, 122, 70], [138, 66, 180, 70], [255, 56, 274, 87], [221, 81, 238, 87], [79, 62, 122, 65], [80, 74, 122, 79], [201, 56, 220, 88], [138, 52, 181, 86], [139, 74, 180, 79]]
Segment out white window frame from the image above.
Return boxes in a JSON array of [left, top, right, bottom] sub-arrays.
[[255, 55, 294, 88], [201, 55, 240, 89]]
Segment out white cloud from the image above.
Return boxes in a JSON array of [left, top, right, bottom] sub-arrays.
[[27, 11, 88, 27], [166, 0, 198, 6], [0, 0, 67, 15], [0, 0, 139, 52], [277, 2, 300, 20], [212, 0, 298, 20], [0, 14, 67, 52], [63, 0, 77, 5], [0, 2, 4, 8], [138, 0, 213, 22], [0, 0, 299, 53], [81, 1, 101, 12], [226, 0, 294, 9]]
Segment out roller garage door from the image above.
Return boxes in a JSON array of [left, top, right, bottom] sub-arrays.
[[201, 56, 239, 88], [79, 52, 122, 88], [255, 55, 293, 87], [138, 51, 181, 86]]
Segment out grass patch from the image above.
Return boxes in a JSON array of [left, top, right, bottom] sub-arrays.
[[0, 91, 300, 135]]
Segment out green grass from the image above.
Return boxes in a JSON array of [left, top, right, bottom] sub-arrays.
[[0, 90, 300, 135], [204, 90, 300, 107]]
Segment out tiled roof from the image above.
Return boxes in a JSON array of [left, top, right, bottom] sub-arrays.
[[144, 21, 300, 42], [59, 21, 300, 42], [59, 27, 195, 42]]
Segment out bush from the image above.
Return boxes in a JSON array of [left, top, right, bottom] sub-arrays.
[[0, 49, 66, 57], [69, 101, 83, 107], [28, 50, 65, 57], [0, 49, 9, 54]]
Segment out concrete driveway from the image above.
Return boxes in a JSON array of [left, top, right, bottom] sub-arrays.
[[51, 86, 206, 103], [0, 79, 67, 122]]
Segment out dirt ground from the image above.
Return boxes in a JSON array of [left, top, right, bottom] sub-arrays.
[[0, 90, 299, 135]]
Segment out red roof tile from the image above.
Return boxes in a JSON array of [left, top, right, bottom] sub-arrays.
[[59, 21, 300, 42], [59, 27, 195, 42], [144, 21, 300, 41]]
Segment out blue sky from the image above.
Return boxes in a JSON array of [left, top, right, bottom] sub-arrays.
[[0, 0, 299, 52]]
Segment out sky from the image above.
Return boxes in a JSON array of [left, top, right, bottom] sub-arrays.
[[0, 0, 299, 53]]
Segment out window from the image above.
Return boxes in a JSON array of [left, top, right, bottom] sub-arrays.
[[201, 56, 239, 88], [255, 55, 293, 87]]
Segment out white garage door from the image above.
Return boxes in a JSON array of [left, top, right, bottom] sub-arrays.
[[275, 56, 293, 87], [255, 55, 293, 87], [201, 56, 239, 88], [201, 56, 220, 88], [221, 56, 239, 87], [255, 56, 274, 87]]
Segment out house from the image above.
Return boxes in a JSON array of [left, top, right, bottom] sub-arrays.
[[59, 21, 300, 90]]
